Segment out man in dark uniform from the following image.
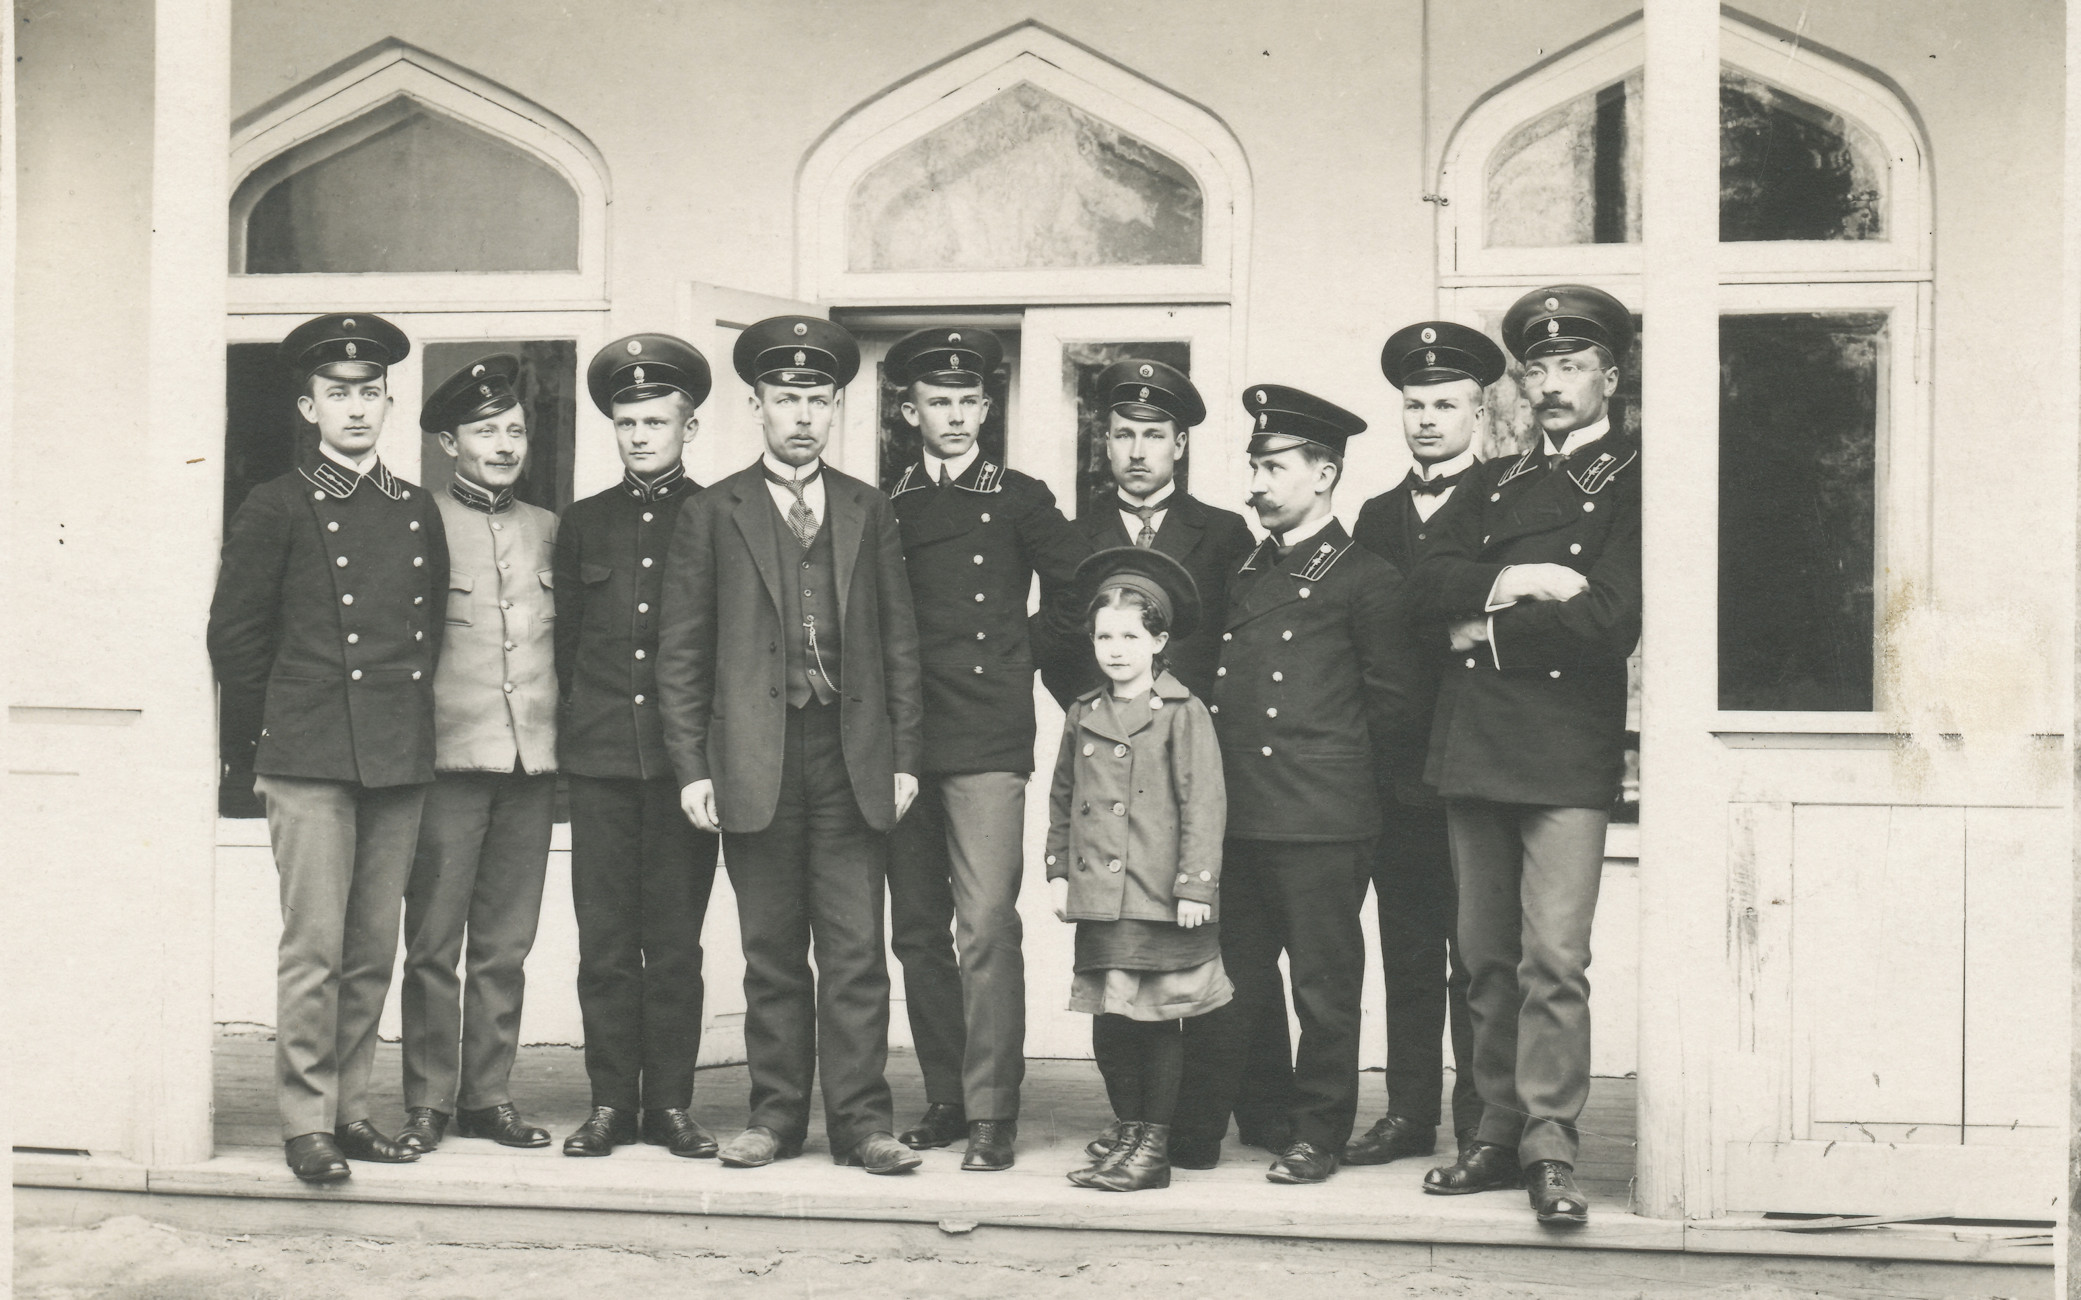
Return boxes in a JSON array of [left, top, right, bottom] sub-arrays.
[[208, 312, 446, 1182], [553, 334, 721, 1160], [881, 326, 1088, 1171], [1414, 285, 1641, 1226], [1345, 322, 1504, 1167], [1180, 385, 1422, 1185], [657, 316, 926, 1176]]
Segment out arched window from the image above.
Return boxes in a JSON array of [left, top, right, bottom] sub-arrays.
[[1437, 13, 1932, 725]]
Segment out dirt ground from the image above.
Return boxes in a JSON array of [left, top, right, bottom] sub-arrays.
[[13, 1215, 2027, 1300]]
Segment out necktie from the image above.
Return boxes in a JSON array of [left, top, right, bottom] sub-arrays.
[[765, 465, 821, 548], [1130, 504, 1160, 548]]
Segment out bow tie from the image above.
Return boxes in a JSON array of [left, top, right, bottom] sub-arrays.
[[1407, 469, 1467, 497]]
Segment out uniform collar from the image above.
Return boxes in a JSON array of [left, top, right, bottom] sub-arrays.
[[448, 474, 515, 514], [1274, 509, 1337, 550], [924, 443, 980, 486], [300, 451, 402, 500], [1542, 416, 1611, 461], [1239, 516, 1352, 576], [621, 461, 692, 503]]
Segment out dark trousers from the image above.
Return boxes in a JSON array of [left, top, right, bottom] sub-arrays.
[[253, 774, 426, 1140], [1178, 837, 1370, 1151], [1369, 798, 1479, 1134], [401, 768, 556, 1113], [1447, 799, 1607, 1167], [567, 774, 720, 1112], [886, 770, 1028, 1119], [722, 701, 895, 1154]]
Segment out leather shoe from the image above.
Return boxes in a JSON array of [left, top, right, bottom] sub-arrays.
[[1084, 1118, 1125, 1161], [1086, 1122, 1171, 1192], [1423, 1140, 1524, 1195], [642, 1108, 719, 1159], [718, 1125, 802, 1168], [1266, 1139, 1337, 1184], [1069, 1122, 1141, 1187], [962, 1119, 1016, 1171], [1527, 1159, 1589, 1225], [457, 1103, 550, 1148], [897, 1102, 966, 1150], [1344, 1113, 1437, 1166], [284, 1132, 351, 1183], [842, 1131, 923, 1175], [333, 1119, 420, 1164], [1455, 1126, 1480, 1158], [562, 1105, 639, 1157], [397, 1107, 448, 1154]]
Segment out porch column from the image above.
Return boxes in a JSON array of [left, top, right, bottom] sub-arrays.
[[1635, 0, 1722, 1220], [142, 0, 231, 1165]]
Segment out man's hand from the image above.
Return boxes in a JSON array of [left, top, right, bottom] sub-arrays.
[[1448, 618, 1489, 652], [1176, 899, 1212, 929], [1050, 876, 1070, 922], [681, 779, 720, 833], [894, 772, 919, 821], [1494, 562, 1590, 605]]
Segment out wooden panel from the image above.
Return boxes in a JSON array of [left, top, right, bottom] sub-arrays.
[[1962, 807, 2069, 1133], [1725, 1140, 2061, 1222], [1791, 805, 1964, 1131]]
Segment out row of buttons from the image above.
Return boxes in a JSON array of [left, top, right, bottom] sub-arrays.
[[327, 519, 421, 533], [1080, 743, 1131, 757]]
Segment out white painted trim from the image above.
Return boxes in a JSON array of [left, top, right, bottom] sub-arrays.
[[228, 39, 609, 307], [1436, 11, 1932, 284], [796, 22, 1250, 307]]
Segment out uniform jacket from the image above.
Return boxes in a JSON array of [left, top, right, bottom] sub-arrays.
[[1211, 518, 1423, 842], [889, 455, 1089, 774], [553, 473, 700, 780], [207, 456, 448, 788], [1045, 672, 1225, 922], [1036, 490, 1258, 703], [1351, 475, 1482, 804], [432, 490, 558, 774], [656, 460, 924, 833], [1411, 434, 1642, 808]]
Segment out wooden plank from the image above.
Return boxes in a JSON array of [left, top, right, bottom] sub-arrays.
[[1792, 805, 1964, 1131], [1723, 1140, 2062, 1222], [1961, 807, 2069, 1132]]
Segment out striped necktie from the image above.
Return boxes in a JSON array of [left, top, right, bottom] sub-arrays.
[[1130, 504, 1160, 548], [763, 464, 822, 548]]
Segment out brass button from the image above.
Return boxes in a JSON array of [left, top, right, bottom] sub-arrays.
[[980, 512, 991, 523], [642, 557, 654, 568], [1260, 746, 1273, 757], [638, 603, 650, 614], [413, 596, 423, 606], [413, 557, 423, 567], [974, 592, 986, 602], [1281, 630, 1292, 641], [973, 665, 984, 674], [1570, 543, 1582, 554], [415, 631, 424, 641], [635, 649, 646, 659], [1465, 658, 1477, 668], [1222, 632, 1232, 642], [973, 555, 984, 565], [335, 556, 349, 568], [643, 512, 654, 523], [493, 522, 503, 532], [503, 682, 515, 693], [976, 631, 986, 640], [341, 594, 354, 606], [1490, 492, 1501, 502], [411, 670, 422, 681], [409, 520, 420, 531], [1114, 744, 1127, 757], [1209, 705, 1220, 714], [346, 633, 359, 644], [1298, 587, 1311, 598], [313, 491, 326, 500], [499, 560, 509, 570], [1266, 707, 1278, 718], [505, 641, 518, 652], [326, 522, 339, 533], [1111, 802, 1125, 816], [1216, 667, 1226, 677], [635, 694, 645, 704], [350, 669, 363, 681], [1082, 743, 1094, 756], [1107, 859, 1122, 873], [1550, 670, 1562, 679], [1584, 502, 1595, 513], [501, 600, 513, 610], [1272, 671, 1283, 682]]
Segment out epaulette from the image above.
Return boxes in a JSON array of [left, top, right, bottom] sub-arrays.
[[890, 462, 926, 497], [1568, 443, 1638, 495], [1292, 536, 1351, 580], [957, 460, 1005, 494], [1495, 445, 1540, 488]]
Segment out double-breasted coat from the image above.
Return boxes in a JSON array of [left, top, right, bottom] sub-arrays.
[[889, 456, 1088, 774], [208, 456, 448, 788], [1044, 672, 1226, 922], [1210, 519, 1424, 842], [1412, 435, 1643, 809], [553, 472, 701, 780], [655, 461, 924, 832]]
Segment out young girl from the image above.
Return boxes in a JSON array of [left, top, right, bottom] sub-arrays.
[[1047, 547, 1229, 1193]]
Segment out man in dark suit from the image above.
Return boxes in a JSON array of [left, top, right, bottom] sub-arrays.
[[1413, 285, 1641, 1227], [553, 334, 720, 1160], [656, 315, 926, 1176], [207, 312, 445, 1183], [880, 327, 1088, 1171], [1179, 384, 1423, 1186], [1346, 322, 1505, 1169]]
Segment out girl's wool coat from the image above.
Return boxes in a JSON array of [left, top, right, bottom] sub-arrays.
[[1045, 671, 1226, 922]]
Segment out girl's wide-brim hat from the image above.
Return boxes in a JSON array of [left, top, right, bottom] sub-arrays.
[[1076, 545, 1202, 640]]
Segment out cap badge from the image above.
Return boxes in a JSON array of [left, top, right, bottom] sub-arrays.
[[1255, 389, 1267, 405], [342, 318, 355, 330], [793, 322, 808, 336], [1548, 320, 1561, 335], [950, 354, 963, 370], [781, 371, 796, 383], [793, 350, 806, 366], [1258, 412, 1269, 429], [632, 366, 645, 383], [1139, 386, 1150, 400], [1420, 327, 1437, 344], [1545, 297, 1560, 311], [1425, 351, 1436, 365], [471, 363, 485, 377], [948, 332, 961, 343], [1139, 364, 1154, 379], [478, 383, 492, 398], [628, 340, 643, 355], [344, 342, 358, 358]]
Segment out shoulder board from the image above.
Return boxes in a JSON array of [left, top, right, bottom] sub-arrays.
[[959, 460, 1005, 494], [1568, 443, 1639, 495], [1495, 445, 1540, 487], [890, 463, 923, 498], [1293, 536, 1352, 581]]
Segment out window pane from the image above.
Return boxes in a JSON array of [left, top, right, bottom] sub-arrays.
[[850, 82, 1204, 271], [1718, 313, 1881, 711], [1720, 73, 1886, 242], [1061, 341, 1192, 518], [1486, 74, 1641, 247], [240, 106, 580, 273], [871, 343, 1014, 494], [419, 340, 579, 513]]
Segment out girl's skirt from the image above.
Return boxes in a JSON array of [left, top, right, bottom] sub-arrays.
[[1069, 957, 1233, 1022]]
